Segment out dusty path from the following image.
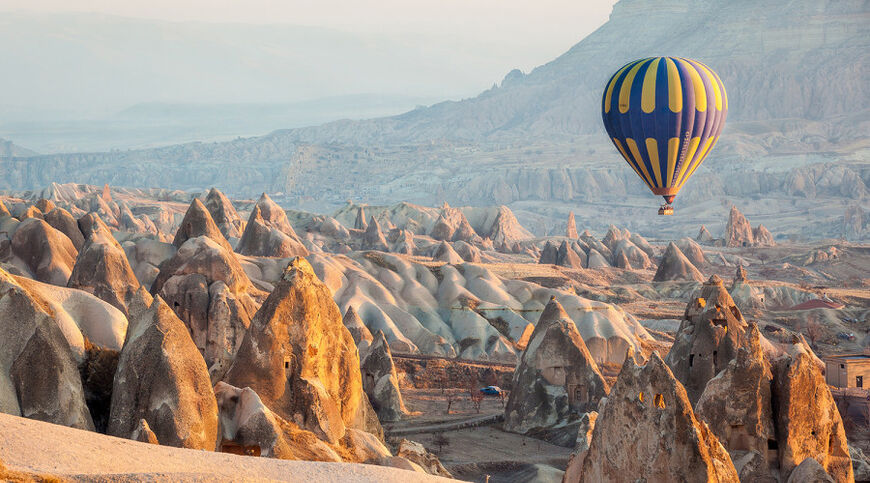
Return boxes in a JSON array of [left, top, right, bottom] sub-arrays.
[[0, 413, 450, 482], [386, 412, 504, 436]]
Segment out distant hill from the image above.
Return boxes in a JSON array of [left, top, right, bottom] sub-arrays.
[[0, 138, 36, 158], [1, 0, 868, 240]]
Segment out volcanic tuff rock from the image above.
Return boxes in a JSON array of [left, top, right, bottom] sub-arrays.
[[563, 411, 597, 483], [224, 257, 381, 445], [11, 218, 78, 285], [151, 231, 259, 380], [694, 324, 776, 481], [653, 242, 704, 283], [573, 352, 738, 482], [343, 306, 373, 348], [754, 224, 775, 247], [611, 239, 653, 269], [665, 275, 748, 404], [726, 205, 755, 248], [359, 331, 408, 423], [362, 216, 389, 251], [432, 241, 463, 265], [43, 207, 85, 250], [354, 206, 368, 231], [675, 237, 706, 267], [697, 225, 715, 244], [19, 205, 43, 220], [132, 419, 159, 445], [155, 196, 259, 353], [68, 213, 140, 316], [566, 212, 578, 239], [236, 204, 309, 258], [504, 298, 608, 447], [214, 382, 342, 462], [204, 188, 245, 239], [772, 341, 853, 482], [396, 440, 452, 478], [107, 291, 218, 450], [173, 198, 234, 253], [452, 240, 482, 263], [0, 268, 94, 430]]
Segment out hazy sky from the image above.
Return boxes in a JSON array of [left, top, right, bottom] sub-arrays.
[[0, 0, 618, 120], [0, 0, 617, 59]]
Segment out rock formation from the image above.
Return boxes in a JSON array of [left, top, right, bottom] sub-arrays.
[[675, 237, 707, 268], [504, 298, 608, 447], [236, 204, 309, 258], [204, 188, 245, 239], [726, 205, 754, 247], [152, 213, 260, 380], [754, 224, 776, 247], [585, 248, 610, 268], [214, 382, 342, 461], [538, 241, 584, 269], [611, 239, 653, 269], [343, 306, 373, 349], [433, 241, 463, 265], [11, 218, 78, 285], [573, 352, 738, 482], [653, 242, 704, 282], [772, 341, 853, 482], [665, 275, 748, 404], [566, 212, 578, 239], [0, 199, 9, 217], [43, 207, 85, 250], [68, 213, 140, 316], [354, 206, 368, 231], [0, 268, 94, 431], [694, 325, 777, 481], [563, 411, 597, 483], [452, 240, 482, 263], [224, 257, 381, 445], [362, 216, 389, 251], [396, 440, 452, 478], [132, 419, 160, 444], [172, 199, 233, 250], [107, 292, 219, 450], [697, 225, 715, 244], [359, 331, 408, 423]]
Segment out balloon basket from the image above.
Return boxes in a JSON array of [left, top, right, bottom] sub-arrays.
[[658, 204, 674, 216]]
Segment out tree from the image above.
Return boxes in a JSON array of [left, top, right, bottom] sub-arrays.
[[804, 315, 824, 349], [432, 432, 449, 454]]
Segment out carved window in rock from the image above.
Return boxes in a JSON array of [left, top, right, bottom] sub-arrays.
[[654, 393, 665, 409], [283, 353, 295, 375], [689, 354, 694, 367], [567, 384, 588, 407]]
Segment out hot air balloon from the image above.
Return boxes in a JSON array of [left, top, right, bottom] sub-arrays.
[[601, 57, 727, 215]]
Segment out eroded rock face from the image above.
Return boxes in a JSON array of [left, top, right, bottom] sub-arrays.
[[697, 225, 715, 244], [754, 224, 775, 247], [214, 381, 342, 461], [107, 293, 219, 450], [653, 242, 704, 282], [224, 257, 381, 444], [68, 213, 140, 316], [43, 207, 85, 250], [343, 306, 373, 348], [204, 188, 245, 239], [563, 411, 597, 483], [173, 198, 233, 253], [236, 194, 308, 258], [433, 241, 463, 265], [133, 419, 159, 444], [396, 439, 452, 478], [726, 205, 755, 248], [0, 268, 94, 430], [360, 331, 407, 423], [362, 216, 389, 251], [575, 352, 738, 482], [772, 343, 853, 482], [694, 325, 776, 481], [152, 235, 259, 380], [11, 218, 78, 285], [566, 212, 579, 239], [504, 298, 608, 447], [665, 275, 748, 404], [354, 206, 368, 231]]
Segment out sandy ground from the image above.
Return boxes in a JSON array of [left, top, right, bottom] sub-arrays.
[[0, 413, 450, 482]]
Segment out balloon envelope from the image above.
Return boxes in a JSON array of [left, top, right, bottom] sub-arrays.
[[601, 57, 727, 203]]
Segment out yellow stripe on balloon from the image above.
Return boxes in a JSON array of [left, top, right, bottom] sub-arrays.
[[666, 137, 679, 186], [676, 58, 706, 112], [641, 58, 660, 114], [689, 60, 722, 111], [678, 136, 717, 188], [613, 138, 645, 182], [665, 58, 682, 113], [645, 138, 663, 187], [697, 60, 727, 110], [619, 59, 650, 114], [673, 136, 701, 186], [626, 138, 655, 188], [604, 61, 637, 114]]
